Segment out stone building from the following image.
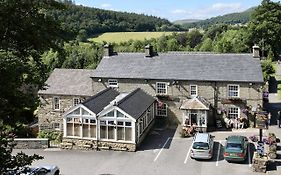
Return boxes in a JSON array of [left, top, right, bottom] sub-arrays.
[[37, 44, 264, 150], [38, 69, 94, 131], [91, 45, 264, 131]]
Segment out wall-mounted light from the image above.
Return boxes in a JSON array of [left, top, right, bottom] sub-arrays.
[[98, 78, 102, 82], [249, 82, 253, 86]]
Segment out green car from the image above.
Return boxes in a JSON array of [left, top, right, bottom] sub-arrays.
[[224, 135, 248, 162]]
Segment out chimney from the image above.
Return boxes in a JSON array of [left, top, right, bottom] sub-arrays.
[[252, 45, 260, 58], [104, 44, 113, 57], [145, 44, 153, 57]]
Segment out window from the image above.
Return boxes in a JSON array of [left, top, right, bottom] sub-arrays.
[[190, 85, 197, 97], [228, 85, 239, 97], [228, 107, 239, 118], [156, 82, 167, 94], [66, 117, 81, 137], [53, 97, 60, 110], [156, 103, 167, 117], [53, 123, 60, 130], [73, 98, 81, 106], [108, 79, 118, 87]]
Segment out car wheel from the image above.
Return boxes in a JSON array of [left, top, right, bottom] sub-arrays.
[[54, 170, 60, 175]]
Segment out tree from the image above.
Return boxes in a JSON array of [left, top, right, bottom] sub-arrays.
[[0, 0, 65, 125], [248, 0, 281, 59], [199, 38, 213, 52], [186, 30, 203, 48], [0, 124, 43, 174], [0, 1, 65, 173]]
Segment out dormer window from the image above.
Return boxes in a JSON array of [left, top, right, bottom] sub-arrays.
[[108, 79, 118, 88], [228, 84, 239, 98], [156, 82, 167, 95]]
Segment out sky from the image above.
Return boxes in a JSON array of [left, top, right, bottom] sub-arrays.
[[74, 0, 277, 21]]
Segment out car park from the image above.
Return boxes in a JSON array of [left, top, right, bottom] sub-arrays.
[[190, 133, 214, 160], [224, 135, 248, 162]]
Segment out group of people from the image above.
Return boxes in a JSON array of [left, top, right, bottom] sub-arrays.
[[225, 117, 246, 129]]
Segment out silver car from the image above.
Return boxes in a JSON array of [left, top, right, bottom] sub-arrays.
[[20, 165, 60, 175], [190, 133, 214, 159]]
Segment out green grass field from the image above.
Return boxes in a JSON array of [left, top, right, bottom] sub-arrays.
[[89, 32, 179, 43]]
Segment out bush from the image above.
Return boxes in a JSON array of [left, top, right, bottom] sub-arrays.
[[38, 131, 62, 142]]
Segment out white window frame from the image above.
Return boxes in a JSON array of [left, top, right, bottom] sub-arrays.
[[156, 103, 167, 117], [190, 85, 198, 97], [99, 109, 134, 143], [227, 84, 239, 98], [156, 82, 167, 95], [108, 79, 118, 88], [73, 98, 81, 106], [228, 107, 240, 119], [53, 96, 60, 111]]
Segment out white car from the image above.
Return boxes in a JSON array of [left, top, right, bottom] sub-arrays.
[[20, 165, 60, 175]]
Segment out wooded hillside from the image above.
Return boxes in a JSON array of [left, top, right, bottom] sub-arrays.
[[50, 3, 181, 40]]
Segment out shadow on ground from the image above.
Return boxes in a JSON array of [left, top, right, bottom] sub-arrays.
[[138, 127, 176, 151]]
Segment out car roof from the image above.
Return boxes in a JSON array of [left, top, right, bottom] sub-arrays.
[[194, 133, 210, 142], [227, 135, 245, 143]]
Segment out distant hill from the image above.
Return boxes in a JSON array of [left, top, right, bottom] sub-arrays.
[[173, 19, 202, 25], [50, 3, 180, 40], [179, 7, 256, 29]]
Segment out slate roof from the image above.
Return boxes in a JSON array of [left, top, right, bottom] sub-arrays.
[[82, 88, 119, 114], [38, 68, 94, 96], [92, 52, 264, 83], [117, 88, 155, 120]]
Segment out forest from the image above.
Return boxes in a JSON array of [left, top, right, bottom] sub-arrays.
[[50, 2, 182, 40], [182, 7, 255, 29]]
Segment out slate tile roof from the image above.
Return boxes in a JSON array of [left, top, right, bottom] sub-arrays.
[[92, 52, 264, 83], [82, 88, 119, 114], [38, 68, 94, 96], [117, 88, 155, 120], [82, 88, 155, 120]]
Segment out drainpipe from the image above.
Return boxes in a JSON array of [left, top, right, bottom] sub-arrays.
[[96, 114, 99, 151], [214, 82, 218, 124]]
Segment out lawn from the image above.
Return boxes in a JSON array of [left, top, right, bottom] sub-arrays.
[[89, 32, 179, 43]]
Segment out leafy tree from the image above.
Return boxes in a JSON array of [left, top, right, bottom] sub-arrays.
[[186, 30, 203, 48], [0, 124, 43, 174], [248, 0, 281, 59], [199, 38, 213, 52], [0, 1, 64, 173], [261, 59, 275, 81], [0, 0, 64, 125]]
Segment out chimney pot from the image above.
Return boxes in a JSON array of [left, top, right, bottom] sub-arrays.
[[252, 45, 260, 58], [145, 44, 153, 57], [104, 44, 113, 57]]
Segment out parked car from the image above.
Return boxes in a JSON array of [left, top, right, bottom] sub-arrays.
[[18, 165, 60, 175], [190, 133, 214, 160], [224, 135, 248, 162]]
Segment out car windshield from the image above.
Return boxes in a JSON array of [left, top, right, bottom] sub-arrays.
[[226, 143, 242, 150], [193, 142, 209, 150]]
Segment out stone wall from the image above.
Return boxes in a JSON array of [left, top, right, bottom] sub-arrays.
[[61, 138, 136, 151], [37, 95, 90, 132], [92, 78, 263, 127], [14, 138, 49, 149]]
